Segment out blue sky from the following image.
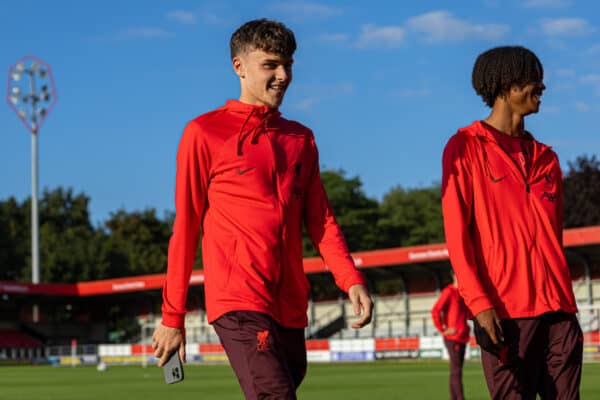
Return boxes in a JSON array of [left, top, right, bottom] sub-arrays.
[[1, 0, 599, 224]]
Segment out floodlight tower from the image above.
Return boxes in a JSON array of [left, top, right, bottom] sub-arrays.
[[6, 56, 57, 308]]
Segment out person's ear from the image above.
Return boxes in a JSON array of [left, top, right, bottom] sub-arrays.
[[232, 56, 245, 79]]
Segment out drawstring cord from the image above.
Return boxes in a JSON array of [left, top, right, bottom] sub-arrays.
[[236, 109, 255, 156], [236, 110, 275, 156]]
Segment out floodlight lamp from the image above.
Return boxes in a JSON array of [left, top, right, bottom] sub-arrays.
[[11, 72, 21, 81], [10, 95, 19, 105], [12, 86, 20, 94], [41, 93, 50, 102], [15, 62, 25, 72], [31, 63, 40, 72], [18, 109, 26, 118], [38, 69, 47, 78]]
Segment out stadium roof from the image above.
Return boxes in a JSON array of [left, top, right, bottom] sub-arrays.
[[2, 225, 599, 297]]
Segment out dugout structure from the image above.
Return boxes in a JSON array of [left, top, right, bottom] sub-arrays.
[[1, 225, 599, 363]]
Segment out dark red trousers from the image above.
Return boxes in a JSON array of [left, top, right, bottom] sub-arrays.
[[480, 312, 582, 400], [445, 339, 466, 400], [213, 311, 307, 400]]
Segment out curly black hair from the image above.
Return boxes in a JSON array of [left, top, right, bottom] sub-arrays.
[[230, 19, 296, 59], [472, 46, 544, 108]]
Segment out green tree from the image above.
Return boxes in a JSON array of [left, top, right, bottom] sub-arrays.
[[377, 185, 445, 248], [100, 209, 172, 277], [304, 170, 380, 255], [0, 197, 29, 281], [563, 154, 600, 228], [36, 188, 105, 282]]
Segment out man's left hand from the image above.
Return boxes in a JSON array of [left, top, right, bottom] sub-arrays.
[[348, 284, 373, 329], [443, 327, 457, 336]]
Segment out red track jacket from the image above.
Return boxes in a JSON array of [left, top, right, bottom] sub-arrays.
[[431, 284, 470, 344], [442, 121, 577, 319], [161, 100, 366, 329]]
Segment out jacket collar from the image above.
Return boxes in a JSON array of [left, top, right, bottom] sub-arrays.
[[224, 99, 281, 119], [468, 120, 553, 168], [473, 120, 535, 143]]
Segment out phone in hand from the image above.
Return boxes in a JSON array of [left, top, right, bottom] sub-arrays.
[[473, 320, 506, 358], [162, 351, 184, 384]]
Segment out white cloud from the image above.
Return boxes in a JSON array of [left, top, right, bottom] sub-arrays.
[[580, 74, 600, 95], [580, 74, 600, 84], [587, 44, 600, 54], [319, 33, 350, 43], [392, 88, 432, 98], [293, 97, 319, 110], [167, 10, 197, 25], [292, 82, 354, 109], [357, 24, 405, 48], [522, 0, 571, 8], [541, 105, 561, 113], [273, 2, 341, 19], [555, 68, 576, 78], [540, 18, 593, 36], [575, 102, 590, 112], [406, 11, 510, 42], [116, 27, 174, 40], [201, 12, 225, 25]]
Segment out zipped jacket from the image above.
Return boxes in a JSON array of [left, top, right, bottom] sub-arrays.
[[441, 121, 577, 319], [431, 284, 471, 344], [161, 100, 366, 329]]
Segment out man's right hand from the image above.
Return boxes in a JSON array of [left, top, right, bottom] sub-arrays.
[[152, 323, 186, 367], [474, 308, 503, 345]]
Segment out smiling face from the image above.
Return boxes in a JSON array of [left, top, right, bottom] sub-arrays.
[[233, 48, 293, 109], [507, 80, 546, 116]]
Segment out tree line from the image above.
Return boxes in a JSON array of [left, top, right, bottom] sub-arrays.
[[1, 154, 598, 283]]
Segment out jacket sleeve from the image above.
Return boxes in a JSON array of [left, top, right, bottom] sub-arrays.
[[431, 287, 449, 333], [556, 158, 564, 248], [304, 136, 366, 292], [161, 121, 210, 329], [441, 134, 493, 317]]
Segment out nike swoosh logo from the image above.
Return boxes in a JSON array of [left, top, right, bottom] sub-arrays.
[[237, 167, 255, 175], [491, 176, 506, 183]]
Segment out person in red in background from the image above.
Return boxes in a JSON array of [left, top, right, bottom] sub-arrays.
[[442, 46, 582, 399], [151, 19, 373, 399], [431, 269, 470, 400]]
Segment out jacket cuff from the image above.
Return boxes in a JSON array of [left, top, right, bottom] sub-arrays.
[[467, 296, 494, 317], [161, 312, 185, 329], [342, 274, 367, 293]]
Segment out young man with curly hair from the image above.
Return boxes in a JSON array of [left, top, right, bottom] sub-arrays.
[[441, 46, 582, 399], [151, 19, 373, 399]]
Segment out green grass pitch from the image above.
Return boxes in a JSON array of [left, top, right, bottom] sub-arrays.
[[2, 361, 599, 399]]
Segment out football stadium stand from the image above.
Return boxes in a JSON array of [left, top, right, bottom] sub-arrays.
[[1, 225, 599, 365]]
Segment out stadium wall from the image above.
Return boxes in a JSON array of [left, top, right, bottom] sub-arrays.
[[42, 332, 600, 367]]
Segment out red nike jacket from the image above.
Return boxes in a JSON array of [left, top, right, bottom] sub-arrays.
[[441, 121, 577, 319], [161, 100, 366, 329], [431, 284, 470, 344]]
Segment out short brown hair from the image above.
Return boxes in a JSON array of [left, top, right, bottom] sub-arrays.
[[230, 19, 296, 59]]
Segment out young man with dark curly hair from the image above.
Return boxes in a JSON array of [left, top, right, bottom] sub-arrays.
[[151, 19, 373, 399], [441, 46, 583, 399]]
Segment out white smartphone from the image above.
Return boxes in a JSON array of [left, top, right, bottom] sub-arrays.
[[162, 352, 184, 384]]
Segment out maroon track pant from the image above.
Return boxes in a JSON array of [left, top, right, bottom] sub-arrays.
[[445, 339, 466, 400], [213, 311, 307, 400], [480, 311, 582, 400]]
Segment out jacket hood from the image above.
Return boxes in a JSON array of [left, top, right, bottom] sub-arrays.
[[224, 100, 282, 155]]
